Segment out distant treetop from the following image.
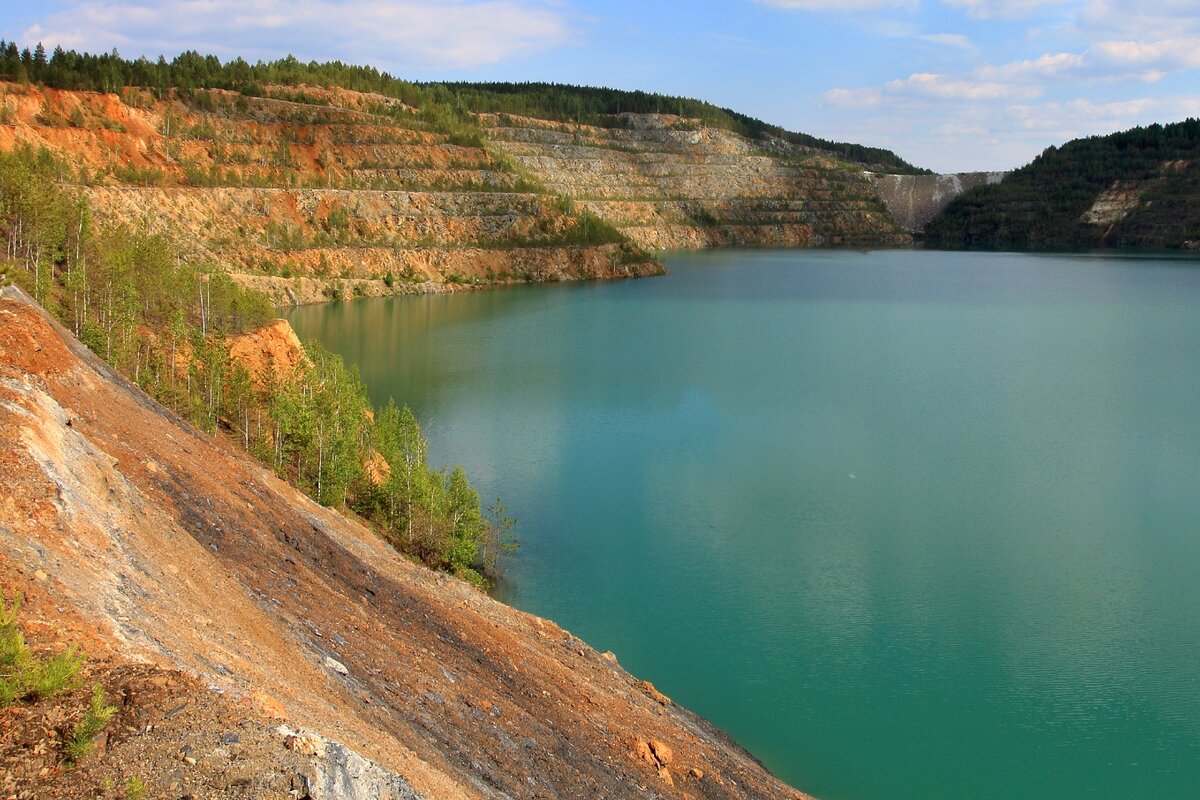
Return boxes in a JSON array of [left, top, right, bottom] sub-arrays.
[[0, 42, 930, 175]]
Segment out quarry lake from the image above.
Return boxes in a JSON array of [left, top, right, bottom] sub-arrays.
[[288, 249, 1200, 800]]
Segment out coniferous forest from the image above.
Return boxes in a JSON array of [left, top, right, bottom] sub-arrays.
[[924, 119, 1200, 249], [0, 41, 927, 175]]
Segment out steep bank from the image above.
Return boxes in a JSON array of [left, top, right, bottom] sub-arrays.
[[924, 119, 1200, 249], [0, 285, 811, 799]]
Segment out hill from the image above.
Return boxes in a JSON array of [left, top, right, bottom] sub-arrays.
[[0, 46, 911, 308], [0, 284, 812, 799], [923, 119, 1200, 249]]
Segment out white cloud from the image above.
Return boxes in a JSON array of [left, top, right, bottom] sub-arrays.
[[818, 92, 1200, 172], [886, 71, 1043, 100], [974, 37, 1200, 84], [21, 0, 574, 70], [979, 51, 1088, 80], [1091, 37, 1200, 69], [825, 87, 883, 106], [1081, 0, 1200, 37], [918, 33, 978, 51], [755, 0, 919, 11], [1006, 95, 1200, 131], [940, 0, 1076, 19]]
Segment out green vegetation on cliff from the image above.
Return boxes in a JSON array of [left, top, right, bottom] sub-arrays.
[[435, 82, 929, 175], [0, 41, 925, 175], [924, 119, 1200, 249], [0, 147, 510, 587]]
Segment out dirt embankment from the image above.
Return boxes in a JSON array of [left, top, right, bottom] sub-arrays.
[[0, 287, 812, 798]]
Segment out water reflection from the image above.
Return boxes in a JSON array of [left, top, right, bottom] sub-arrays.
[[289, 250, 1200, 800]]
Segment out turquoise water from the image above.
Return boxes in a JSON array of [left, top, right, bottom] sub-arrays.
[[288, 250, 1200, 800]]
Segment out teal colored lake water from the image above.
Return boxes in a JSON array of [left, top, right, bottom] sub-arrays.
[[288, 250, 1200, 800]]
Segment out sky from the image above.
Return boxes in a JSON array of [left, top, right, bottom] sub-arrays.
[[3, 1, 1200, 172]]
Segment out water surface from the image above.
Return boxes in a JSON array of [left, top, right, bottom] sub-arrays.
[[289, 250, 1200, 800]]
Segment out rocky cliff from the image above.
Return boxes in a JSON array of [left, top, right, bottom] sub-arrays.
[[0, 285, 811, 798], [0, 83, 914, 308], [484, 113, 910, 249], [0, 83, 661, 305], [871, 172, 1007, 232]]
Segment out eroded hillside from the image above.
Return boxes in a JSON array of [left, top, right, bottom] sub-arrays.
[[0, 285, 812, 798]]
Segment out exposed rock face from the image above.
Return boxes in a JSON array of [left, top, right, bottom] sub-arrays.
[[1, 83, 925, 306], [280, 726, 424, 800], [228, 318, 307, 385], [871, 172, 1007, 232], [1080, 182, 1142, 226], [0, 83, 661, 305], [0, 285, 812, 799], [1076, 163, 1200, 246], [485, 113, 911, 249]]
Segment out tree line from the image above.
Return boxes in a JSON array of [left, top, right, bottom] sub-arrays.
[[439, 81, 930, 174], [0, 146, 513, 587], [924, 118, 1200, 248], [0, 41, 927, 175]]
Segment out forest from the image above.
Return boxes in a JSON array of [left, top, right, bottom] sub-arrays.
[[0, 41, 926, 175], [0, 146, 513, 588], [924, 118, 1200, 249]]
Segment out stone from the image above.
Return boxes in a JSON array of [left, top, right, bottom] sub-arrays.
[[282, 728, 326, 759], [250, 690, 288, 719], [323, 656, 349, 676], [636, 680, 671, 705], [33, 569, 47, 582], [649, 739, 673, 766]]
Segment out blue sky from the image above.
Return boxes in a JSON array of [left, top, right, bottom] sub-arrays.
[[4, 1, 1200, 171]]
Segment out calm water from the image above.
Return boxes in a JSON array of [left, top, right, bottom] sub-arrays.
[[288, 250, 1200, 800]]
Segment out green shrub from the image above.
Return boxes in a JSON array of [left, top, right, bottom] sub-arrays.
[[65, 684, 117, 763], [125, 776, 147, 800], [1, 593, 85, 707], [25, 646, 85, 698]]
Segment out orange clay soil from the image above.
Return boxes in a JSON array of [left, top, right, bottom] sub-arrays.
[[0, 286, 813, 798]]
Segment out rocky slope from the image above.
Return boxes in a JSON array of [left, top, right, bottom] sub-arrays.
[[0, 285, 811, 799], [871, 172, 1007, 232], [484, 113, 909, 249], [0, 83, 916, 308], [0, 83, 661, 305]]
